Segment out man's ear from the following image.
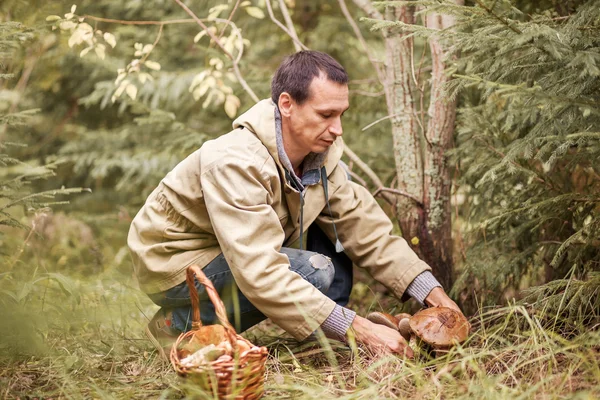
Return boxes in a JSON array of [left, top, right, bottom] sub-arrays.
[[278, 92, 293, 118]]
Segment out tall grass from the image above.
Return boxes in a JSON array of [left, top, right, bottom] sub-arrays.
[[1, 218, 598, 399]]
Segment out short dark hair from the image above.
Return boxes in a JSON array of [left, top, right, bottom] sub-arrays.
[[271, 50, 348, 105]]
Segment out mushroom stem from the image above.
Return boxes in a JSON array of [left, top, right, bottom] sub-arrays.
[[398, 318, 412, 341], [408, 334, 418, 353]]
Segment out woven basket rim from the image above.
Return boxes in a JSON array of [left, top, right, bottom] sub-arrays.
[[169, 265, 269, 399]]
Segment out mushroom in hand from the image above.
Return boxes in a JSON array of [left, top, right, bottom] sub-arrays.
[[399, 306, 470, 356]]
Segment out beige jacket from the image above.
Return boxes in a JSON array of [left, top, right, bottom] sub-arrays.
[[128, 99, 431, 340]]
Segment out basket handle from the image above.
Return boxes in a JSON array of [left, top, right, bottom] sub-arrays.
[[186, 264, 238, 344]]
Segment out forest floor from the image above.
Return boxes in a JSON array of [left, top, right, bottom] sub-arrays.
[[1, 215, 599, 399]]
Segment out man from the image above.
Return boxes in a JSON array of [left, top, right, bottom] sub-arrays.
[[128, 50, 463, 361]]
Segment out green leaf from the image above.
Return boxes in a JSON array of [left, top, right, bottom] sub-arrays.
[[245, 7, 265, 19], [224, 94, 240, 119], [94, 44, 105, 59], [194, 30, 207, 43], [144, 60, 161, 71], [125, 83, 137, 100], [79, 46, 92, 57], [103, 32, 116, 48]]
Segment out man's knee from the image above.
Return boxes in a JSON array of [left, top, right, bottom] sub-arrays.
[[306, 254, 335, 293]]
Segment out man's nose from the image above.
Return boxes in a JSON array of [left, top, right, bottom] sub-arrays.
[[329, 116, 343, 136]]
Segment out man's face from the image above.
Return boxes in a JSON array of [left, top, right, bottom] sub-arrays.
[[282, 73, 349, 155]]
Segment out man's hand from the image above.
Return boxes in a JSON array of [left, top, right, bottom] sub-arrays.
[[348, 315, 414, 358], [425, 287, 464, 315]]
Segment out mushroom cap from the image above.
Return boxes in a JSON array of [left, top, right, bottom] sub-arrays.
[[366, 312, 399, 331], [394, 313, 412, 321], [409, 307, 469, 347], [397, 318, 412, 341]]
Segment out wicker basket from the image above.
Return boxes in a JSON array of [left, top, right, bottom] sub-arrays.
[[170, 265, 269, 400]]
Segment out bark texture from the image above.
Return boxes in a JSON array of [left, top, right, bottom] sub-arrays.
[[382, 6, 424, 251], [351, 0, 460, 290], [421, 10, 461, 289]]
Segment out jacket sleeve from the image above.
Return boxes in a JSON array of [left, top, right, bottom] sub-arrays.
[[315, 163, 432, 300], [201, 155, 336, 340]]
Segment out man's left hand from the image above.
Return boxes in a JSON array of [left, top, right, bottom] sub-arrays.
[[424, 287, 462, 314]]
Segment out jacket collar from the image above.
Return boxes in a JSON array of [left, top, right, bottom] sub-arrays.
[[232, 99, 344, 181], [274, 106, 324, 190]]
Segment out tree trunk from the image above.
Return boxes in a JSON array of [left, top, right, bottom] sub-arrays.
[[382, 6, 424, 247], [421, 10, 461, 289], [351, 0, 460, 290]]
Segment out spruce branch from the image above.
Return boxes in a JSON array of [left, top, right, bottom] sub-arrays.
[[352, 0, 384, 20], [473, 0, 522, 34], [473, 136, 562, 193]]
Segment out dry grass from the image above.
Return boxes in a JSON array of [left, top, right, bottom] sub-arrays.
[[1, 224, 598, 399]]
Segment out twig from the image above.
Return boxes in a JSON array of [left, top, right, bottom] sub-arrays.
[[278, 0, 302, 52], [83, 15, 245, 63], [342, 146, 396, 205], [140, 24, 163, 64], [173, 0, 259, 102], [265, 0, 308, 51], [346, 169, 368, 187], [351, 0, 383, 20], [338, 0, 385, 84], [218, 0, 242, 40], [373, 187, 423, 206], [349, 78, 379, 85], [473, 137, 560, 192], [361, 113, 401, 131], [8, 220, 37, 272], [474, 0, 522, 34], [82, 15, 194, 25]]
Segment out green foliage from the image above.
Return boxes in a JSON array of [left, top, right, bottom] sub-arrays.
[[7, 0, 391, 211], [0, 21, 86, 238], [522, 272, 600, 333], [443, 0, 600, 307], [0, 14, 89, 365], [1, 1, 600, 398]]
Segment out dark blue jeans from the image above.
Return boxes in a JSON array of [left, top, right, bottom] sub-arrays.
[[148, 224, 353, 333]]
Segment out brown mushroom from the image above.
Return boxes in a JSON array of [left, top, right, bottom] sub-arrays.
[[404, 307, 470, 356], [368, 308, 469, 357], [394, 313, 412, 322], [366, 311, 401, 331]]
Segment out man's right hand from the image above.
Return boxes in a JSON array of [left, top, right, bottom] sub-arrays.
[[348, 315, 414, 358]]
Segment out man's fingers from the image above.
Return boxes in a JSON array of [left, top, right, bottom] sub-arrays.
[[402, 344, 414, 359], [392, 339, 414, 359]]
